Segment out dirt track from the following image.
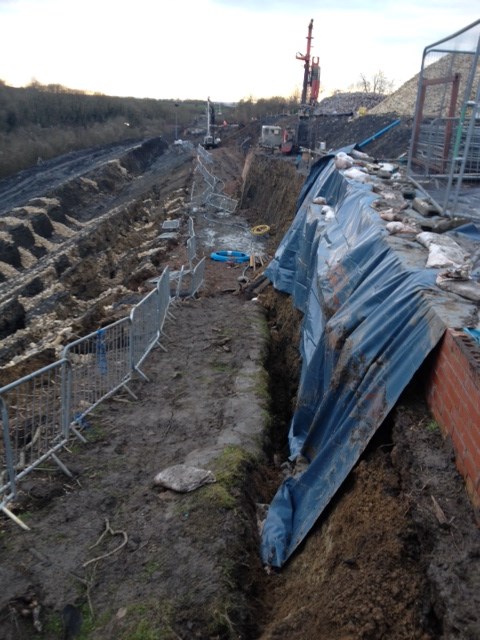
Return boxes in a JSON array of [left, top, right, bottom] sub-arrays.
[[0, 120, 479, 639]]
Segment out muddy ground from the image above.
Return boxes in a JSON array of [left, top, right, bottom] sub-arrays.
[[0, 117, 479, 639]]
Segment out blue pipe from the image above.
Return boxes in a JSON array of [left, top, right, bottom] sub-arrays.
[[358, 119, 401, 149]]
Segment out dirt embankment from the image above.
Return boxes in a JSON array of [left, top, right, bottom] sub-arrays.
[[0, 139, 195, 382]]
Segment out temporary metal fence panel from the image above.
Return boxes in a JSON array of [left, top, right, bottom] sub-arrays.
[[206, 192, 238, 213], [62, 317, 133, 426], [189, 256, 206, 298], [156, 266, 171, 328], [0, 359, 71, 529], [130, 287, 161, 377], [196, 160, 217, 189], [197, 143, 214, 164], [187, 235, 197, 268], [191, 179, 213, 206], [188, 216, 195, 237], [0, 396, 16, 523], [407, 19, 480, 217], [0, 272, 173, 529]]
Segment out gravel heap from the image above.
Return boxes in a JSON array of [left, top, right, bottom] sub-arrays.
[[316, 92, 386, 115], [316, 54, 479, 119], [369, 53, 479, 116]]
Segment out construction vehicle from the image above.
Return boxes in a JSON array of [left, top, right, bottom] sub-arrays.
[[260, 125, 283, 149], [278, 20, 321, 154], [296, 19, 321, 117], [280, 121, 310, 155], [203, 97, 220, 149]]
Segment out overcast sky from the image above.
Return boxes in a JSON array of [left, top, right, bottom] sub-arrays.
[[0, 0, 478, 102]]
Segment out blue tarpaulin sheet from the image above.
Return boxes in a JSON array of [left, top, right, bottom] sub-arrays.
[[261, 153, 448, 568]]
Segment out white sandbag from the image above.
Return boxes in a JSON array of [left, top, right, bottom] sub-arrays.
[[436, 273, 480, 302], [380, 209, 396, 221], [350, 148, 372, 161], [322, 205, 335, 221], [416, 231, 469, 268], [378, 162, 397, 173], [386, 221, 416, 234], [425, 245, 461, 268], [153, 464, 216, 492], [334, 152, 354, 170], [343, 167, 369, 183]]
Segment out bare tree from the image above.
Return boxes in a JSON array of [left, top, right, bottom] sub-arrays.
[[372, 70, 394, 94], [358, 73, 372, 93], [356, 70, 394, 94]]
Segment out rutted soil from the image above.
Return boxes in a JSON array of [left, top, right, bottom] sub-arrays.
[[0, 138, 195, 375], [0, 116, 479, 639]]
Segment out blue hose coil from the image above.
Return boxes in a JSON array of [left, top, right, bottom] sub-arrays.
[[210, 250, 250, 263]]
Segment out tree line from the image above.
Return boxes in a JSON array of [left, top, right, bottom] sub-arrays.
[[0, 81, 302, 178], [0, 75, 391, 179], [0, 81, 211, 178]]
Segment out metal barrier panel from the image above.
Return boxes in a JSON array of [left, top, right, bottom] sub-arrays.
[[1, 396, 18, 510], [197, 143, 214, 164], [187, 235, 197, 268], [191, 181, 213, 205], [190, 256, 206, 298], [157, 266, 171, 328], [207, 192, 238, 213], [196, 159, 217, 189], [130, 287, 160, 374], [407, 19, 480, 216], [0, 359, 69, 497], [188, 216, 195, 237], [62, 317, 132, 425]]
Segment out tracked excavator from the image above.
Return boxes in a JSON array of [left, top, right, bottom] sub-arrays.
[[202, 97, 220, 149]]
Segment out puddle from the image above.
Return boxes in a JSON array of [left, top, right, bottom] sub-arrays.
[[196, 212, 269, 255]]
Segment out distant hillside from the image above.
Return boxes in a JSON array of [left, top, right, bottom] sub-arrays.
[[0, 84, 301, 179], [0, 83, 210, 179]]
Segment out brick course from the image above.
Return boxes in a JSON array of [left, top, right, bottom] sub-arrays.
[[425, 328, 480, 510]]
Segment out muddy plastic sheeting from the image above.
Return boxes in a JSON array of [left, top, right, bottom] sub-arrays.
[[261, 153, 462, 568]]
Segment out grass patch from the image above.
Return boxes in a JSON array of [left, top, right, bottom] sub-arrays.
[[425, 419, 439, 433], [242, 368, 270, 403], [210, 361, 236, 374], [213, 445, 253, 488], [143, 559, 163, 579], [116, 601, 178, 640], [173, 445, 254, 516], [202, 483, 237, 510], [44, 603, 98, 639], [200, 445, 254, 510]]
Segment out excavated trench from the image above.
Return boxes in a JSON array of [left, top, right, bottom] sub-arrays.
[[0, 134, 479, 639]]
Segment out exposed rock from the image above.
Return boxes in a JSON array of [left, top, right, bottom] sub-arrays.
[[0, 297, 26, 339]]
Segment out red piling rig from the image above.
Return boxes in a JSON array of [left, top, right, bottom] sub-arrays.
[[296, 19, 320, 105], [310, 57, 320, 103]]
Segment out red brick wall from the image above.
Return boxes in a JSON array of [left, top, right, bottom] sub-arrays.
[[425, 328, 480, 511]]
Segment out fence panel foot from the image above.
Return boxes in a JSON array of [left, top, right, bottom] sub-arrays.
[[1, 504, 31, 531]]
